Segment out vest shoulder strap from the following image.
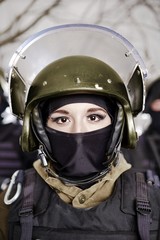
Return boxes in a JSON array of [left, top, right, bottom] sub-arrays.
[[136, 172, 151, 240], [122, 169, 160, 240], [19, 168, 36, 240]]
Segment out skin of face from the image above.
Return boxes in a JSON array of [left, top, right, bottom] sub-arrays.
[[150, 99, 160, 112], [47, 103, 111, 133]]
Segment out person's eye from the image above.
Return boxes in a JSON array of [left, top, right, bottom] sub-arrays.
[[87, 114, 106, 122], [50, 116, 70, 124]]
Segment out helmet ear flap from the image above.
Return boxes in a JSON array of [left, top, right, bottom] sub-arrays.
[[31, 105, 52, 153], [9, 67, 26, 119], [20, 104, 51, 153], [107, 104, 124, 157], [106, 101, 138, 158], [20, 112, 39, 152], [127, 65, 145, 116]]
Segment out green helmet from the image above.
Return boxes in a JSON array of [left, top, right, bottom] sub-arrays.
[[7, 24, 147, 158]]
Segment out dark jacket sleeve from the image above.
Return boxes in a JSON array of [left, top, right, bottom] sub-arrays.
[[0, 190, 9, 240]]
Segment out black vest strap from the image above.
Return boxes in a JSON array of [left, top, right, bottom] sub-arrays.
[[136, 172, 152, 240], [19, 169, 36, 240]]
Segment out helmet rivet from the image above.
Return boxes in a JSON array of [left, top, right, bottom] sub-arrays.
[[98, 73, 103, 78], [137, 70, 141, 75], [11, 73, 15, 78], [43, 81, 47, 86], [107, 79, 112, 84], [16, 51, 26, 59], [76, 77, 81, 84], [95, 83, 103, 90], [125, 49, 133, 57]]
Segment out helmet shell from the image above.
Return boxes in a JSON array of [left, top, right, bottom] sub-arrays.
[[7, 24, 147, 152], [21, 55, 138, 151]]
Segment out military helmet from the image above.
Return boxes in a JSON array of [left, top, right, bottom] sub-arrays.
[[7, 24, 147, 154]]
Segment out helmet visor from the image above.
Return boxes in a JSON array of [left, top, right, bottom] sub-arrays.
[[8, 24, 147, 89]]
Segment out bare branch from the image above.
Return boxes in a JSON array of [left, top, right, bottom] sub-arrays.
[[0, 0, 61, 46], [1, 0, 36, 35]]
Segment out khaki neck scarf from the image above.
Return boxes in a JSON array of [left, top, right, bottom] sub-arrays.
[[33, 153, 131, 209]]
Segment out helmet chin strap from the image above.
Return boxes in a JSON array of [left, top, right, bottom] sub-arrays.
[[37, 145, 48, 167]]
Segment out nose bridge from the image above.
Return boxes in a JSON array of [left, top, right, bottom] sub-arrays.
[[72, 120, 82, 133], [72, 116, 85, 133]]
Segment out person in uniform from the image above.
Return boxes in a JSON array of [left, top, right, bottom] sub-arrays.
[[123, 78, 160, 177], [0, 79, 37, 192], [0, 24, 160, 240]]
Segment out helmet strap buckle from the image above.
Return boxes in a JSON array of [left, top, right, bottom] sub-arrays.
[[38, 145, 48, 167]]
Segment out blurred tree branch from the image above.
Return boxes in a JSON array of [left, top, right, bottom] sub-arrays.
[[0, 0, 61, 46]]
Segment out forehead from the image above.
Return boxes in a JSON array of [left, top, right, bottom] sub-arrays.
[[52, 102, 107, 112]]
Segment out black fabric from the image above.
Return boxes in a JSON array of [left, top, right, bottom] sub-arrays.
[[144, 79, 160, 113], [45, 125, 112, 179], [19, 169, 35, 240], [8, 168, 160, 240], [0, 123, 37, 179], [122, 126, 160, 176], [149, 111, 160, 132], [136, 172, 152, 240]]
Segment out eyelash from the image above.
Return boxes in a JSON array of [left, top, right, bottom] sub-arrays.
[[50, 116, 69, 124], [50, 114, 106, 123], [87, 114, 106, 121]]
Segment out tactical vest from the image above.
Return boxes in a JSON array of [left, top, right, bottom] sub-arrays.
[[8, 168, 160, 240]]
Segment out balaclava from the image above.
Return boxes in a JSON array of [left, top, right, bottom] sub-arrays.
[[41, 95, 118, 181]]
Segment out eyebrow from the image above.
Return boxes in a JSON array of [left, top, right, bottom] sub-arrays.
[[51, 108, 107, 115], [51, 109, 70, 114], [87, 108, 107, 113]]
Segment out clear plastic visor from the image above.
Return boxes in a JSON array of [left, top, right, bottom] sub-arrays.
[[8, 24, 147, 90]]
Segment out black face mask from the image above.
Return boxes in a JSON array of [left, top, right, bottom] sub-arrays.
[[45, 125, 112, 180]]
